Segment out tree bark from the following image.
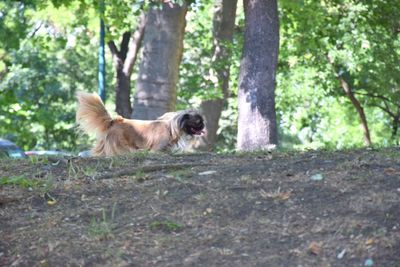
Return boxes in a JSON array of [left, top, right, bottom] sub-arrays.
[[237, 0, 279, 151], [391, 113, 399, 141], [132, 3, 187, 120], [196, 0, 238, 150], [108, 13, 146, 118]]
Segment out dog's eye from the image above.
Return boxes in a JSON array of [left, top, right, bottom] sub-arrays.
[[194, 115, 203, 123], [179, 114, 191, 128]]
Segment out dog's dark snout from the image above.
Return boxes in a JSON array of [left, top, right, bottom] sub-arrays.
[[199, 120, 204, 128], [193, 115, 204, 126], [194, 117, 204, 129]]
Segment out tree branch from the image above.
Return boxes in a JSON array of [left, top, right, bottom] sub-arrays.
[[123, 12, 146, 76], [353, 91, 392, 103], [29, 21, 44, 39], [107, 40, 119, 58], [326, 54, 372, 146], [370, 103, 396, 118], [119, 32, 132, 61]]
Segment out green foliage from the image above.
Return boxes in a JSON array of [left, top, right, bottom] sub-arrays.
[[0, 2, 111, 151], [178, 1, 243, 152], [178, 1, 215, 108], [1, 0, 399, 153], [0, 176, 43, 188], [277, 0, 400, 149], [0, 37, 98, 150]]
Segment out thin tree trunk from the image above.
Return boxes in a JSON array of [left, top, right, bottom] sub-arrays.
[[196, 0, 238, 150], [326, 55, 372, 146], [339, 77, 372, 146], [124, 12, 146, 78], [237, 0, 279, 151], [132, 3, 187, 120], [108, 13, 146, 118], [391, 107, 400, 142]]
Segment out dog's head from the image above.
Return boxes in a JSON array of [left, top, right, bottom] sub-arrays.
[[178, 111, 205, 136]]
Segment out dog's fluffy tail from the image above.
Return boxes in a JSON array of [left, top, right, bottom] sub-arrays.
[[76, 91, 114, 135]]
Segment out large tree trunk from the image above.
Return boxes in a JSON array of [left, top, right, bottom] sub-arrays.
[[108, 13, 146, 118], [132, 3, 187, 120], [197, 0, 238, 150], [237, 0, 279, 151]]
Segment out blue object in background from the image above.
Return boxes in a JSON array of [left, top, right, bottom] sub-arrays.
[[0, 139, 27, 159], [98, 0, 106, 103]]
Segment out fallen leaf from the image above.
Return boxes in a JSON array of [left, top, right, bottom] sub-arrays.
[[365, 238, 374, 246], [308, 241, 322, 255], [384, 168, 399, 175], [260, 189, 293, 200], [44, 192, 57, 205], [278, 191, 293, 200], [47, 199, 57, 205]]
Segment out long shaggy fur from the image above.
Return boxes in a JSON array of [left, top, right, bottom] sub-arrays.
[[76, 91, 205, 156]]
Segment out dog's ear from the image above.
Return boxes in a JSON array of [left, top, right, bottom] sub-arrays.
[[179, 113, 191, 128]]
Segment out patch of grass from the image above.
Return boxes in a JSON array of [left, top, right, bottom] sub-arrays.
[[88, 203, 117, 240], [107, 156, 127, 169], [0, 158, 26, 171], [107, 150, 150, 169], [379, 148, 400, 160], [29, 156, 49, 165], [67, 160, 98, 179], [131, 150, 150, 159], [134, 170, 147, 182], [0, 176, 43, 188], [82, 165, 97, 177], [149, 220, 183, 233]]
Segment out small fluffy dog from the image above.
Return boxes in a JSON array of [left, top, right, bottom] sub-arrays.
[[76, 92, 205, 156]]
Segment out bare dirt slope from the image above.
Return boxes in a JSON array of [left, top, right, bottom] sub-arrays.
[[1, 148, 400, 266]]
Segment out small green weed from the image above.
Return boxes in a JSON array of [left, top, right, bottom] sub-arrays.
[[67, 160, 98, 179], [39, 174, 55, 195], [82, 166, 97, 177], [67, 160, 79, 179], [169, 169, 191, 182], [149, 220, 183, 233], [88, 203, 117, 240], [134, 170, 146, 182]]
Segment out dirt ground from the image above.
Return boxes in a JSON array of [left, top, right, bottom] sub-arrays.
[[1, 148, 400, 267]]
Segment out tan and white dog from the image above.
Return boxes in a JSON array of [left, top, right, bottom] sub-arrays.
[[76, 92, 205, 156]]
